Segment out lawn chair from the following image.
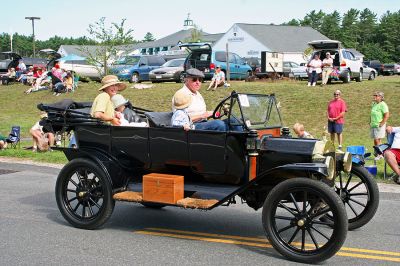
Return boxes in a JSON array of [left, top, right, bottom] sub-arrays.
[[5, 126, 21, 148], [72, 74, 79, 92]]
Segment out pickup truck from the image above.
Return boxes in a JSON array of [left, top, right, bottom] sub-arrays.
[[382, 63, 400, 75], [0, 52, 47, 73]]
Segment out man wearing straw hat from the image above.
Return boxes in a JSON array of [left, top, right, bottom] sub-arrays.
[[91, 75, 126, 126]]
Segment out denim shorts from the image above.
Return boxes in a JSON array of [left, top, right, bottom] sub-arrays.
[[328, 121, 343, 133]]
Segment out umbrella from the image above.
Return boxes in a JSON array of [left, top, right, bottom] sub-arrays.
[[59, 54, 86, 61]]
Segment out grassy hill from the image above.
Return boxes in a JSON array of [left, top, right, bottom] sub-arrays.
[[1, 76, 400, 175]]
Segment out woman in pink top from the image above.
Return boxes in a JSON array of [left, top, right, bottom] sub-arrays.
[[307, 54, 322, 87], [327, 90, 347, 149]]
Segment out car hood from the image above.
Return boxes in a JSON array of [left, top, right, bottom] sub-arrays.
[[109, 64, 137, 72], [291, 66, 307, 73]]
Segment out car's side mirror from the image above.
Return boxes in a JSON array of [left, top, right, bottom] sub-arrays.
[[140, 63, 147, 66]]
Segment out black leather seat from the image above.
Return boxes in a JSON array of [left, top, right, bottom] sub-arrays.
[[144, 112, 173, 127]]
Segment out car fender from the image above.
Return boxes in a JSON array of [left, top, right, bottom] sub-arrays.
[[60, 147, 127, 189], [254, 163, 328, 183]]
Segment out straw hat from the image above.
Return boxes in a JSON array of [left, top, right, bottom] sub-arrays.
[[173, 90, 192, 110], [111, 94, 129, 109], [99, 75, 127, 91]]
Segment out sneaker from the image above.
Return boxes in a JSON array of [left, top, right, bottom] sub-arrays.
[[53, 92, 57, 95], [338, 145, 342, 150], [374, 154, 383, 161], [56, 93, 61, 96], [393, 174, 400, 185], [32, 147, 37, 153]]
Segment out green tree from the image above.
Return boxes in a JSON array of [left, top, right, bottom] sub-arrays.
[[283, 19, 300, 26], [142, 32, 156, 42], [341, 8, 360, 49], [357, 9, 377, 48], [300, 10, 326, 31], [81, 17, 136, 76], [376, 11, 400, 62], [320, 11, 342, 40]]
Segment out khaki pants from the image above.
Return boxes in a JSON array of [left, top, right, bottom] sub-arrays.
[[322, 68, 332, 85]]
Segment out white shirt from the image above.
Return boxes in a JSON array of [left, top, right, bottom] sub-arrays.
[[390, 127, 400, 149], [322, 57, 333, 69], [172, 85, 206, 116], [308, 59, 322, 73]]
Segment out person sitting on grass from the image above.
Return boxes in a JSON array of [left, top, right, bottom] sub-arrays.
[[0, 133, 7, 149], [171, 89, 195, 131], [29, 112, 55, 152], [207, 66, 225, 91], [384, 125, 400, 184], [293, 123, 313, 138]]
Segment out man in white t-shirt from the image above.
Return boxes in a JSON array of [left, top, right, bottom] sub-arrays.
[[321, 52, 333, 86], [172, 68, 226, 131], [384, 126, 400, 184]]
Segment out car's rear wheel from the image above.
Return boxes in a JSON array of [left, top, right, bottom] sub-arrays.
[[342, 71, 351, 83], [355, 70, 363, 82], [262, 178, 347, 263], [55, 158, 115, 229], [333, 164, 379, 230], [130, 73, 140, 83]]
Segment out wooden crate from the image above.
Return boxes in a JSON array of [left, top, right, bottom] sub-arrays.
[[142, 173, 184, 204]]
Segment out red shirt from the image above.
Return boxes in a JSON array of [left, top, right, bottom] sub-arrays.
[[327, 99, 347, 124]]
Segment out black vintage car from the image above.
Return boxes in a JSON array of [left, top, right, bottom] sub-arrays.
[[40, 93, 379, 263]]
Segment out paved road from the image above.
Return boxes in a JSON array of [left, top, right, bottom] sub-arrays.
[[0, 161, 399, 265]]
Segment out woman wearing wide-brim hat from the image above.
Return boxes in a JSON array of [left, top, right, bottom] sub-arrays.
[[90, 75, 127, 125]]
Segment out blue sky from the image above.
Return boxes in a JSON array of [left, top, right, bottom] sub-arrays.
[[1, 0, 397, 41]]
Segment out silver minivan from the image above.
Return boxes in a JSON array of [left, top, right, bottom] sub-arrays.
[[308, 40, 364, 83]]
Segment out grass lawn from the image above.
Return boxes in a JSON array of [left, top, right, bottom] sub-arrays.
[[1, 75, 400, 178]]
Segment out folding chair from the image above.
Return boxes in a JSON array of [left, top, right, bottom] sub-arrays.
[[6, 126, 21, 148]]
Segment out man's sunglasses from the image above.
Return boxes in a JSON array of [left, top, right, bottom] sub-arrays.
[[189, 77, 203, 82]]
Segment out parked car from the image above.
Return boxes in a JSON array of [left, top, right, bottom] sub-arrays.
[[361, 64, 377, 80], [40, 92, 379, 263], [363, 60, 383, 75], [109, 55, 166, 83], [382, 63, 400, 75], [0, 51, 47, 73], [308, 40, 363, 83], [243, 57, 261, 74], [283, 61, 308, 79], [179, 42, 252, 80], [58, 59, 104, 81], [149, 58, 185, 83]]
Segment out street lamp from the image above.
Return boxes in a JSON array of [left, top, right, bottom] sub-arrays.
[[25, 17, 41, 57]]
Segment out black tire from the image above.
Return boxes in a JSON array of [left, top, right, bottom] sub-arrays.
[[355, 70, 363, 82], [262, 178, 347, 263], [334, 163, 379, 230], [141, 202, 166, 209], [55, 158, 115, 229], [129, 73, 140, 83], [368, 72, 375, 80], [342, 71, 351, 83], [178, 72, 185, 83]]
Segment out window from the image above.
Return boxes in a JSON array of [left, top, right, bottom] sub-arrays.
[[125, 56, 140, 65], [215, 52, 226, 62], [147, 56, 166, 66], [234, 54, 243, 64], [199, 54, 209, 61]]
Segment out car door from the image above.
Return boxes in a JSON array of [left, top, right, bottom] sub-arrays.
[[233, 54, 248, 79], [138, 57, 150, 80]]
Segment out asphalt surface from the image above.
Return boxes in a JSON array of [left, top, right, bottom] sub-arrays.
[[0, 159, 399, 265]]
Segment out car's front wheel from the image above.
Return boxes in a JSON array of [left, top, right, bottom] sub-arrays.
[[130, 73, 140, 83], [55, 158, 115, 229], [262, 178, 347, 263], [178, 72, 185, 83], [355, 70, 363, 82], [369, 72, 375, 80]]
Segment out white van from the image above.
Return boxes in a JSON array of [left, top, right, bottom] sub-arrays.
[[308, 40, 363, 83]]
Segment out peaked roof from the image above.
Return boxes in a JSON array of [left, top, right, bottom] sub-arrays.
[[118, 29, 224, 52], [236, 24, 329, 52]]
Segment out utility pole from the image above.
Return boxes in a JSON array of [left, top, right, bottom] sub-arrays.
[[25, 17, 41, 57]]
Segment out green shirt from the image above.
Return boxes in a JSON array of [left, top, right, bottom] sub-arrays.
[[90, 92, 115, 123], [370, 101, 389, 128]]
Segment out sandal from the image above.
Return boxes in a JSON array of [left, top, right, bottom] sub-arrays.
[[393, 175, 400, 185]]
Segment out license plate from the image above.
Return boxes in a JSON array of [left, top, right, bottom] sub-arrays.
[[156, 75, 162, 79]]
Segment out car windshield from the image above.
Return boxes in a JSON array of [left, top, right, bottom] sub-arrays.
[[235, 94, 282, 129], [162, 59, 185, 67], [114, 56, 140, 65]]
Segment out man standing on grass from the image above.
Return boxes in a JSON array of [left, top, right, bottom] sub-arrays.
[[327, 90, 347, 150]]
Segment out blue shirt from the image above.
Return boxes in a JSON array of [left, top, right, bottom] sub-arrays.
[[171, 109, 195, 129]]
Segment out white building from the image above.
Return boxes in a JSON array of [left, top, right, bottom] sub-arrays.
[[212, 23, 330, 64]]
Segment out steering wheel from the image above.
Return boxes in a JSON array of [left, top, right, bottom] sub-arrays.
[[212, 102, 231, 119]]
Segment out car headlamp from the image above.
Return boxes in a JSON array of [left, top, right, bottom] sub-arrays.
[[342, 152, 352, 173], [324, 156, 335, 180]]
